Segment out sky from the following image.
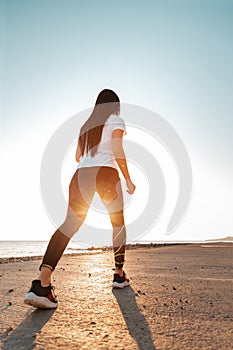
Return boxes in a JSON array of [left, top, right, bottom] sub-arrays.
[[1, 0, 233, 243]]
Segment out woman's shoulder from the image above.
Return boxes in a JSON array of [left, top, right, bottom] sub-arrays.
[[107, 114, 125, 124], [105, 114, 126, 134]]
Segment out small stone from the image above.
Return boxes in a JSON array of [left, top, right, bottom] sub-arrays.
[[164, 303, 168, 307], [172, 286, 176, 290], [8, 301, 12, 306], [90, 321, 96, 325], [143, 305, 146, 309], [88, 273, 91, 278], [7, 326, 13, 332], [137, 290, 141, 294], [8, 289, 14, 293]]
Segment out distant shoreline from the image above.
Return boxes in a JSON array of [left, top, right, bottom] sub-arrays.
[[0, 241, 232, 265]]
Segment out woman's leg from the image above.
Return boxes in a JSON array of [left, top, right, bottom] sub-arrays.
[[39, 168, 95, 285], [110, 210, 126, 273], [96, 167, 126, 274]]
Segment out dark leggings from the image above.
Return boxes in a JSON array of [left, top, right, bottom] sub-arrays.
[[40, 166, 126, 271]]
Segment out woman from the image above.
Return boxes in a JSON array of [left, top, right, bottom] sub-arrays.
[[24, 89, 136, 309]]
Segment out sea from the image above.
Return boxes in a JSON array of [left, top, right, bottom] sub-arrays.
[[0, 240, 100, 259], [0, 238, 231, 259]]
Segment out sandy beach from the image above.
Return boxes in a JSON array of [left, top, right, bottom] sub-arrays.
[[0, 243, 232, 350]]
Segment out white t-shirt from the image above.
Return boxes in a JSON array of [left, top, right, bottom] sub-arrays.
[[77, 114, 126, 169]]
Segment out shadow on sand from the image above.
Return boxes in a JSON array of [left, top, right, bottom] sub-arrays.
[[1, 308, 56, 350], [112, 286, 156, 350]]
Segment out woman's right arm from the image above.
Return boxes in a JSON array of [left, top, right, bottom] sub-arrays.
[[112, 129, 136, 194]]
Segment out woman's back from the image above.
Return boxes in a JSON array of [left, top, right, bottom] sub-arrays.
[[78, 114, 126, 169]]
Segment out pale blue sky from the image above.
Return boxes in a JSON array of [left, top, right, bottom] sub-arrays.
[[1, 0, 233, 241]]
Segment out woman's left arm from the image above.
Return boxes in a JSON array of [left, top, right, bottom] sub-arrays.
[[75, 139, 82, 163]]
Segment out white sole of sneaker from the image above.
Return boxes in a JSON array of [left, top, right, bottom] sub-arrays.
[[24, 292, 58, 309], [112, 280, 130, 289]]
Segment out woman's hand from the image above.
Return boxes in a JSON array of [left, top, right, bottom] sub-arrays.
[[126, 179, 136, 194]]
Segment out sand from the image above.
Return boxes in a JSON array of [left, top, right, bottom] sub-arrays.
[[0, 243, 232, 350]]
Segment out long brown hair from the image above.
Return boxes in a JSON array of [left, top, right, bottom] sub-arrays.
[[78, 89, 120, 157]]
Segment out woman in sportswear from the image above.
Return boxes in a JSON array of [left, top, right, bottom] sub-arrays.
[[24, 89, 136, 309]]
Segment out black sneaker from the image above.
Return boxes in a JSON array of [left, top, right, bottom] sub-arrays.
[[112, 271, 130, 289], [24, 280, 58, 309]]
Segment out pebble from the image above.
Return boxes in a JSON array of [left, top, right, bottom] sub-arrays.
[[8, 289, 14, 293]]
